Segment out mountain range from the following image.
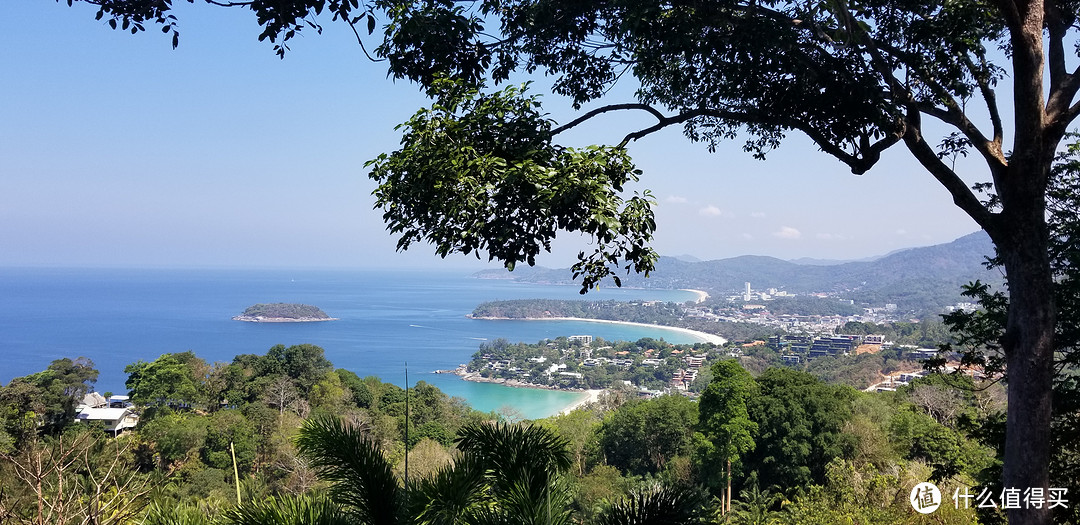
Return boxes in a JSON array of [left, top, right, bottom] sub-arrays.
[[473, 231, 1003, 314]]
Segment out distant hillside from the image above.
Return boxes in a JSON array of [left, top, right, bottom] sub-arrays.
[[473, 232, 1002, 315]]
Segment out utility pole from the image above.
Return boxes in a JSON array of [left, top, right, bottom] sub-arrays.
[[404, 362, 409, 493], [230, 441, 241, 505]]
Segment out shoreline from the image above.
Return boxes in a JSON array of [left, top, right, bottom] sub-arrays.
[[680, 288, 710, 304], [561, 389, 602, 414], [232, 316, 339, 322], [454, 371, 602, 416], [469, 316, 727, 345]]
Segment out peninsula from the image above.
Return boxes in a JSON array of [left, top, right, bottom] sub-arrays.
[[232, 303, 338, 323]]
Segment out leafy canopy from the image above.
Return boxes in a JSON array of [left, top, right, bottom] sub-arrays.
[[366, 78, 657, 289], [77, 0, 1067, 289]]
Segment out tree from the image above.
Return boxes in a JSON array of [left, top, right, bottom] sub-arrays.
[[292, 416, 577, 525], [541, 408, 601, 477], [261, 344, 334, 396], [294, 416, 403, 525], [202, 410, 257, 474], [698, 359, 757, 515], [56, 0, 1080, 521], [0, 358, 99, 435], [598, 395, 697, 477], [744, 368, 855, 492], [0, 427, 154, 525], [264, 375, 300, 415], [594, 485, 704, 525], [124, 351, 204, 407], [938, 139, 1080, 524]]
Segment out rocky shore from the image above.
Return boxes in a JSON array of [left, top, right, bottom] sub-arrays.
[[449, 366, 580, 392], [233, 303, 337, 322], [232, 315, 339, 323]]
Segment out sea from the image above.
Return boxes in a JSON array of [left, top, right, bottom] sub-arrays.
[[0, 267, 704, 419]]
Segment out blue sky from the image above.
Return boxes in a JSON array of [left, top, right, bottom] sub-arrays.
[[1, 0, 984, 270]]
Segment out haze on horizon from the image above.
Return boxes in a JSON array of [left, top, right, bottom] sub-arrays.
[[1, 1, 982, 272]]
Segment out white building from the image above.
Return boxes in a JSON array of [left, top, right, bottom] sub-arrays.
[[76, 392, 139, 436]]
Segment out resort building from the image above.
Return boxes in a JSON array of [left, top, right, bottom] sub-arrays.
[[76, 392, 139, 436]]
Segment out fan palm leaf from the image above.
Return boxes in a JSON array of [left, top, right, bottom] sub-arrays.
[[454, 422, 574, 525], [219, 494, 352, 525], [410, 454, 492, 525], [596, 485, 704, 525], [295, 415, 402, 525]]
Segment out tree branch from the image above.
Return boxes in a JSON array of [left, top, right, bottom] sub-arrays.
[[870, 29, 1006, 171], [344, 16, 384, 62], [902, 106, 998, 231], [574, 102, 899, 175], [1045, 3, 1079, 126], [617, 107, 718, 147], [550, 104, 666, 136], [1045, 0, 1069, 89], [917, 101, 1007, 169], [203, 0, 255, 6], [962, 54, 1005, 146]]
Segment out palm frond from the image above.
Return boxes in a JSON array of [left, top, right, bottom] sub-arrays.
[[296, 415, 401, 525], [411, 454, 492, 525], [495, 473, 574, 525], [596, 485, 704, 525], [219, 494, 351, 525], [456, 422, 573, 479], [455, 422, 575, 525], [142, 503, 214, 525]]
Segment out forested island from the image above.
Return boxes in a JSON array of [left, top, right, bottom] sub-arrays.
[[471, 298, 685, 323], [232, 303, 337, 322]]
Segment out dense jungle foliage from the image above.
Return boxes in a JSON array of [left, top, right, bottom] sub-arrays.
[[0, 341, 1026, 524]]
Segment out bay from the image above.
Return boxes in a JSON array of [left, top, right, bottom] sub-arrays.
[[0, 267, 703, 418]]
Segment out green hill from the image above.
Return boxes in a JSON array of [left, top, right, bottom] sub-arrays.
[[234, 303, 334, 321], [473, 232, 1001, 315]]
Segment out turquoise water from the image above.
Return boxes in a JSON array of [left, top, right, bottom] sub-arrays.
[[0, 268, 701, 418]]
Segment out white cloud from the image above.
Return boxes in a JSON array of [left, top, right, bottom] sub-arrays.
[[742, 233, 754, 240], [773, 226, 802, 239], [665, 195, 689, 204], [751, 212, 767, 218], [698, 205, 723, 217], [896, 228, 908, 235]]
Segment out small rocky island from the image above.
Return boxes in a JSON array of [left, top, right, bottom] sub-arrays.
[[233, 303, 338, 323]]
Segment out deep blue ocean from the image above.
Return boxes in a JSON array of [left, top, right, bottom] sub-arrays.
[[0, 267, 701, 418]]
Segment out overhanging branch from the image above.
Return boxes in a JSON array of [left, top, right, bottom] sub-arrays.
[[551, 104, 666, 136], [554, 102, 899, 175], [962, 54, 1005, 145], [902, 106, 997, 231]]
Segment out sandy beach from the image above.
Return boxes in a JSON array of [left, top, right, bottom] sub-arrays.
[[491, 316, 728, 345], [680, 288, 710, 303], [561, 389, 603, 415], [455, 370, 604, 417]]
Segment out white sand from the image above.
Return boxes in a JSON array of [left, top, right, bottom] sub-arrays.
[[522, 317, 728, 345], [560, 389, 602, 415], [680, 288, 710, 303]]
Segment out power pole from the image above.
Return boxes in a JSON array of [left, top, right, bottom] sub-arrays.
[[230, 441, 241, 505], [404, 362, 409, 494]]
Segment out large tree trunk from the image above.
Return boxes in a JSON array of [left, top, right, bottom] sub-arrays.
[[726, 459, 732, 514], [994, 191, 1056, 525]]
